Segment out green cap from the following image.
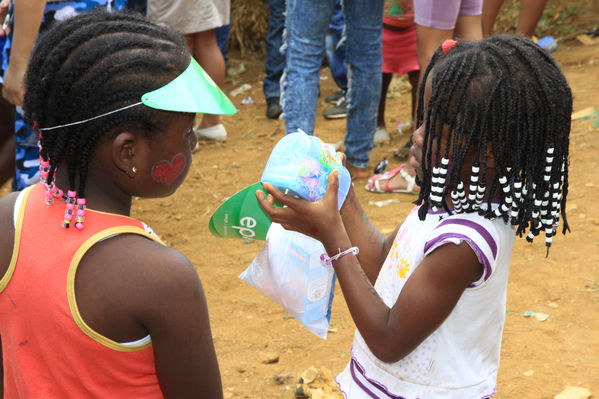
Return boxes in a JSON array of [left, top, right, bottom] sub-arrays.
[[209, 182, 276, 240], [142, 57, 237, 115]]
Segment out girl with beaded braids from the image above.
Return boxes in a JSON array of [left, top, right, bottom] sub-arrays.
[[257, 34, 571, 398], [0, 10, 235, 398]]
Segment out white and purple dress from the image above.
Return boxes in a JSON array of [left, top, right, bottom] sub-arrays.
[[336, 205, 516, 398]]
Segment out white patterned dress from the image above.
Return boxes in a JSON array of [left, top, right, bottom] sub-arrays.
[[336, 205, 516, 398]]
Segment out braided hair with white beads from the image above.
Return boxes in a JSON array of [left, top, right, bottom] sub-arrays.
[[414, 35, 572, 255]]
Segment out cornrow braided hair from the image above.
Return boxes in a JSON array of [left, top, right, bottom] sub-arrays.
[[23, 10, 190, 228], [414, 35, 572, 255]]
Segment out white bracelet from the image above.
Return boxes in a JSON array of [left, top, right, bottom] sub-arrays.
[[320, 246, 359, 267]]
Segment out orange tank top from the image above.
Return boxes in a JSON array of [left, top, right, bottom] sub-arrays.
[[0, 183, 165, 398]]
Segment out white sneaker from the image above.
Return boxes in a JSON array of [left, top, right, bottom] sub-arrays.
[[373, 127, 390, 145], [194, 124, 227, 142]]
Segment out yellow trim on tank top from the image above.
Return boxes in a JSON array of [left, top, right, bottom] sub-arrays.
[[67, 225, 165, 352], [0, 185, 35, 293]]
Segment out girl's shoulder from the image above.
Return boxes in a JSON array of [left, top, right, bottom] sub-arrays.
[[76, 231, 199, 321], [84, 231, 193, 278]]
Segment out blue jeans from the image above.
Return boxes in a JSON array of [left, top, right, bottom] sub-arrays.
[[283, 0, 383, 168], [325, 2, 347, 92], [263, 0, 286, 101], [126, 0, 146, 12], [215, 24, 230, 69]]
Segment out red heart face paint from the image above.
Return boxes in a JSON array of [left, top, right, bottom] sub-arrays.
[[151, 153, 187, 185]]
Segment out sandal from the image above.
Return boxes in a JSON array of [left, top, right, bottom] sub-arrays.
[[365, 165, 419, 194]]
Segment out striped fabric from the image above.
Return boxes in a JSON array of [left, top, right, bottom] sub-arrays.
[[424, 215, 500, 286]]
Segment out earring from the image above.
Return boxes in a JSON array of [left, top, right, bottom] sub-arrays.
[[127, 165, 137, 178]]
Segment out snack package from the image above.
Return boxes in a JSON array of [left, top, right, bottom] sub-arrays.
[[239, 223, 336, 339], [261, 132, 351, 209]]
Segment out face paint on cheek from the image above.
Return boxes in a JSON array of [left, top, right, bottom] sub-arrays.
[[151, 153, 187, 185]]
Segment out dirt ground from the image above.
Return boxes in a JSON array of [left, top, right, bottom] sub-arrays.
[[2, 40, 597, 398]]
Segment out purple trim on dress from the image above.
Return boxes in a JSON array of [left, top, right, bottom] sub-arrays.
[[350, 358, 407, 399], [350, 360, 384, 399], [335, 366, 350, 399], [424, 233, 492, 283], [481, 385, 497, 398], [434, 218, 497, 257]]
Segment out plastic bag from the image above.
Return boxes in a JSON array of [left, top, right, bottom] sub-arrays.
[[239, 223, 336, 339], [261, 131, 351, 209]]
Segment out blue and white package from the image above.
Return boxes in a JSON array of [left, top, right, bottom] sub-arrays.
[[261, 132, 351, 209], [239, 223, 336, 339]]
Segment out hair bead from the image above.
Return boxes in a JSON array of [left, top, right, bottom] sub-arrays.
[[62, 190, 77, 228], [75, 197, 87, 230], [23, 11, 190, 231]]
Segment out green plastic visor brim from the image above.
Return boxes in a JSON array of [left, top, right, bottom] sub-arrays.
[[141, 57, 237, 115]]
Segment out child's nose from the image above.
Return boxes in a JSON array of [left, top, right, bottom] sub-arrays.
[[412, 125, 425, 146]]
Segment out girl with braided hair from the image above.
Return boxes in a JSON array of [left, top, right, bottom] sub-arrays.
[[0, 10, 235, 398], [257, 34, 571, 398]]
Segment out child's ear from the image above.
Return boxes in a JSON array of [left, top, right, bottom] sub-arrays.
[[112, 132, 137, 176]]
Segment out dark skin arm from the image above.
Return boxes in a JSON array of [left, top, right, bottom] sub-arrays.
[[257, 173, 482, 363], [0, 193, 19, 397], [75, 235, 222, 398], [338, 185, 399, 284]]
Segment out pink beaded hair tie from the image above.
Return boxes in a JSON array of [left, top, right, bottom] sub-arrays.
[[37, 128, 86, 229]]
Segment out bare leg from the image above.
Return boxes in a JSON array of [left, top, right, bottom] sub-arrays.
[[0, 91, 15, 187], [482, 0, 504, 37], [187, 30, 226, 129], [408, 70, 419, 123], [415, 25, 453, 98], [377, 73, 393, 128], [454, 14, 483, 40], [515, 0, 547, 37]]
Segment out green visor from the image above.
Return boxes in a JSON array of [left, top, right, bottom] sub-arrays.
[[141, 57, 237, 115]]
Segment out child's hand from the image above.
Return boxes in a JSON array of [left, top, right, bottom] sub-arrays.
[[257, 170, 347, 247], [0, 0, 9, 37]]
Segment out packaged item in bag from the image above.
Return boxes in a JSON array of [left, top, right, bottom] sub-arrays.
[[239, 223, 336, 338], [261, 131, 351, 209]]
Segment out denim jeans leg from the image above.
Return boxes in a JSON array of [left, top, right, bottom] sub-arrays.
[[215, 25, 230, 69], [343, 0, 384, 168], [325, 1, 347, 92], [263, 0, 286, 101], [283, 0, 336, 135]]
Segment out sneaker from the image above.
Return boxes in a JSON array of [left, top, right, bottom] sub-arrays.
[[194, 123, 227, 142], [266, 97, 283, 119], [323, 97, 348, 119], [373, 127, 390, 145], [324, 89, 345, 104]]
